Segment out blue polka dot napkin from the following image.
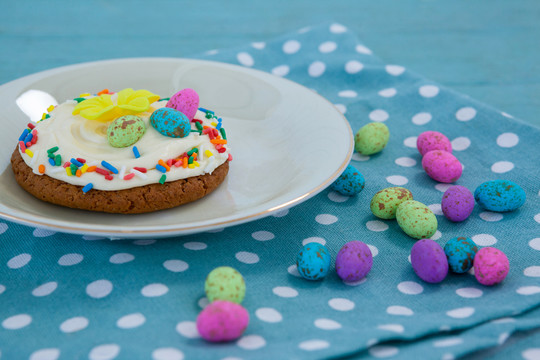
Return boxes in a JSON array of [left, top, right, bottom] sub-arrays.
[[1, 23, 540, 360]]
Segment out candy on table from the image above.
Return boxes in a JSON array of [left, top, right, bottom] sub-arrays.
[[204, 266, 246, 304], [473, 247, 510, 286], [296, 242, 331, 281], [416, 130, 452, 156], [165, 88, 200, 121], [196, 300, 249, 342], [396, 200, 438, 239], [441, 185, 475, 222], [107, 115, 146, 148], [354, 122, 389, 155], [421, 150, 462, 183], [150, 107, 191, 138], [335, 241, 373, 282], [444, 237, 478, 273], [411, 239, 448, 283], [474, 180, 526, 212], [330, 165, 365, 196], [370, 187, 413, 219]]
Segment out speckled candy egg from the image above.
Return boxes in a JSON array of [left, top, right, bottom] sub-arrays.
[[150, 107, 190, 138], [396, 200, 438, 239], [296, 243, 331, 281], [335, 241, 373, 282], [444, 237, 478, 273], [196, 300, 249, 342], [354, 122, 390, 155], [441, 185, 475, 222], [331, 165, 365, 196], [205, 266, 246, 304], [474, 247, 510, 286], [411, 239, 448, 283], [474, 180, 526, 212], [166, 88, 200, 121], [370, 187, 414, 219], [416, 131, 452, 156], [107, 115, 146, 148], [422, 150, 462, 183]]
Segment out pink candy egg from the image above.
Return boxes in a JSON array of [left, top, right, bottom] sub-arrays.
[[422, 150, 462, 183], [196, 300, 249, 342], [166, 88, 200, 120], [417, 131, 452, 156], [474, 247, 510, 286]]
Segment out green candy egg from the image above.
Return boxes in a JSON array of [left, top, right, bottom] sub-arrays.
[[370, 187, 414, 219], [107, 115, 146, 148], [355, 122, 390, 155], [205, 266, 246, 304], [396, 200, 438, 239]]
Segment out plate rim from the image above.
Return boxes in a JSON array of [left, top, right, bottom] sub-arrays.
[[0, 57, 354, 237]]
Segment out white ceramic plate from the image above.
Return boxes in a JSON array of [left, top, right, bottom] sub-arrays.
[[0, 58, 353, 238]]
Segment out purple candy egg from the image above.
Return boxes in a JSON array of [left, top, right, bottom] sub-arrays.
[[474, 247, 510, 286], [422, 150, 462, 183], [166, 88, 200, 120], [441, 185, 475, 222], [411, 239, 448, 283], [335, 241, 373, 282], [416, 131, 452, 156]]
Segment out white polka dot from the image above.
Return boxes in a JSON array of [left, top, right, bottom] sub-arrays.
[[7, 253, 31, 269], [287, 264, 301, 277], [0, 223, 8, 234], [176, 321, 200, 338], [2, 314, 32, 329], [471, 234, 497, 246], [0, 284, 5, 294], [273, 209, 289, 218], [403, 136, 418, 148], [367, 339, 379, 347], [456, 288, 483, 298], [524, 266, 540, 277], [368, 245, 379, 257], [330, 23, 347, 33], [412, 112, 432, 125], [205, 49, 218, 56], [451, 137, 471, 151], [523, 348, 540, 360], [315, 214, 338, 225], [184, 242, 207, 250], [535, 214, 540, 224], [198, 297, 209, 309], [369, 109, 389, 122], [86, 280, 113, 299], [435, 183, 453, 192], [88, 344, 120, 360], [152, 348, 184, 360], [378, 88, 397, 98], [328, 191, 349, 203], [283, 40, 301, 54], [428, 204, 443, 215], [491, 161, 514, 173], [252, 231, 275, 241], [308, 61, 326, 77], [251, 42, 265, 50], [344, 278, 368, 286], [236, 52, 254, 67], [298, 26, 311, 33], [441, 354, 455, 360], [497, 133, 519, 148], [141, 283, 168, 297], [60, 316, 88, 333], [386, 175, 408, 186], [109, 253, 134, 264], [366, 220, 389, 232], [29, 348, 60, 360], [430, 230, 442, 240], [498, 332, 510, 345], [302, 237, 326, 246], [328, 298, 355, 311], [319, 41, 337, 53], [235, 251, 260, 264], [378, 324, 404, 333], [456, 107, 477, 121], [237, 335, 266, 350], [529, 238, 540, 251], [398, 281, 423, 295], [356, 44, 373, 55], [299, 339, 330, 351], [345, 60, 364, 74], [314, 318, 342, 330], [271, 65, 289, 77], [163, 260, 188, 272], [117, 313, 145, 329], [273, 286, 298, 298], [334, 104, 347, 114], [479, 212, 503, 222], [32, 281, 58, 297], [433, 337, 464, 347], [255, 308, 282, 323], [369, 345, 399, 358], [352, 153, 370, 161], [517, 286, 540, 295], [395, 157, 416, 167], [386, 65, 405, 76], [501, 112, 513, 118], [33, 228, 56, 237], [387, 306, 413, 316], [338, 90, 357, 98], [58, 253, 83, 266], [446, 307, 475, 318], [133, 239, 156, 246], [419, 85, 440, 98]]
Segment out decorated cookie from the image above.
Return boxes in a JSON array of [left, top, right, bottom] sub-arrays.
[[166, 88, 200, 121], [335, 241, 373, 282], [205, 266, 246, 304], [196, 300, 249, 342], [296, 243, 331, 281], [354, 123, 389, 155], [474, 180, 526, 212], [444, 237, 478, 273], [370, 187, 413, 219], [474, 247, 510, 286], [396, 200, 438, 239], [150, 107, 191, 138], [422, 150, 462, 183], [416, 131, 452, 156], [331, 165, 365, 196], [107, 115, 146, 148], [411, 239, 448, 283], [441, 185, 475, 222]]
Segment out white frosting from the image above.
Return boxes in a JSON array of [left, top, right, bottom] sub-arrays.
[[19, 98, 230, 191]]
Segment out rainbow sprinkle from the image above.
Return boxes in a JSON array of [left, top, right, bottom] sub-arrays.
[[159, 174, 166, 184], [156, 164, 167, 173], [133, 146, 140, 158], [101, 161, 118, 174], [82, 183, 93, 193]]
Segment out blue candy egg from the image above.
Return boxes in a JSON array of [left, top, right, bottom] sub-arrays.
[[331, 165, 365, 196], [474, 180, 526, 212], [150, 107, 190, 138], [296, 242, 331, 281], [444, 237, 478, 273]]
